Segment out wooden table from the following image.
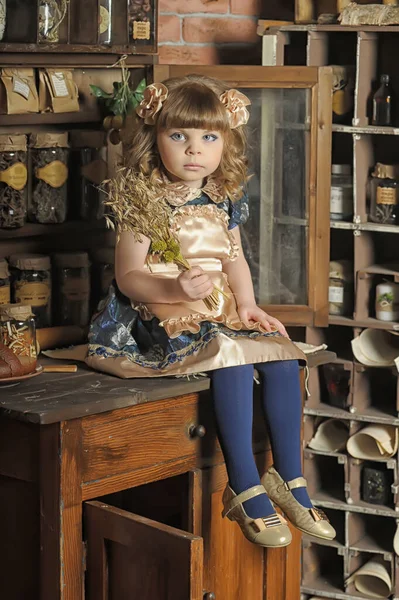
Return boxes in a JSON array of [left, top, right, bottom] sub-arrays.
[[0, 351, 335, 600]]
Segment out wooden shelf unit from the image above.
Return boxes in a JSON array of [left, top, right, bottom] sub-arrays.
[[262, 24, 399, 600]]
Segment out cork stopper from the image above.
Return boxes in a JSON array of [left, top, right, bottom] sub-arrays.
[[53, 252, 90, 268], [372, 163, 399, 180], [0, 303, 34, 321], [0, 134, 28, 152], [0, 258, 9, 279], [329, 260, 353, 281], [91, 247, 115, 265], [30, 132, 69, 149], [9, 253, 51, 271]]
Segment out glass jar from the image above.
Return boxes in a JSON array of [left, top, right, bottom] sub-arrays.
[[330, 164, 353, 221], [70, 131, 107, 221], [0, 303, 37, 374], [38, 0, 67, 43], [331, 66, 354, 125], [375, 281, 399, 321], [0, 0, 6, 41], [53, 252, 90, 327], [0, 258, 10, 305], [9, 253, 52, 328], [99, 0, 112, 44], [91, 247, 115, 310], [29, 132, 69, 224], [329, 260, 353, 316], [0, 134, 28, 229], [369, 163, 399, 225], [128, 0, 151, 43]]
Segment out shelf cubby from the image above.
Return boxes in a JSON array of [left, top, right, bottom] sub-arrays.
[[351, 363, 398, 419], [302, 543, 345, 595], [348, 511, 396, 555], [305, 451, 348, 504], [348, 457, 397, 511]]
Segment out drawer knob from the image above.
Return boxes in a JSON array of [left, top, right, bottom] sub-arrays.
[[189, 424, 206, 439], [203, 594, 216, 600]]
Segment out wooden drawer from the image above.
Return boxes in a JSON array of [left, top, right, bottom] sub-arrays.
[[82, 394, 202, 483]]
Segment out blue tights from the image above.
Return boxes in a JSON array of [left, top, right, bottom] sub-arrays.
[[210, 361, 312, 519]]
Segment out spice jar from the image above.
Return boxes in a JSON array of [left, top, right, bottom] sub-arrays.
[[0, 0, 6, 41], [128, 0, 152, 42], [331, 66, 355, 125], [329, 260, 353, 316], [70, 131, 107, 221], [38, 0, 67, 43], [9, 253, 52, 328], [53, 252, 90, 326], [375, 281, 399, 321], [0, 258, 10, 305], [330, 164, 353, 221], [369, 163, 399, 225], [29, 132, 69, 224], [99, 0, 112, 44], [0, 303, 37, 374], [0, 134, 28, 229], [91, 247, 115, 309]]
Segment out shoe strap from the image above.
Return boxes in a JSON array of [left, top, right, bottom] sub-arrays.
[[285, 476, 307, 491], [226, 485, 267, 515]]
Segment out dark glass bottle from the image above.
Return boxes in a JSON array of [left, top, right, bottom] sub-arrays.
[[372, 74, 395, 126]]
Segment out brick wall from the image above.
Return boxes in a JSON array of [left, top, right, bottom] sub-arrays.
[[158, 0, 262, 65]]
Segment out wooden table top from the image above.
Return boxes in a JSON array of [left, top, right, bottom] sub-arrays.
[[0, 350, 336, 425]]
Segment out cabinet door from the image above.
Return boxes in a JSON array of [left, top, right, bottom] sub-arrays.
[[154, 65, 332, 327], [84, 500, 204, 600]]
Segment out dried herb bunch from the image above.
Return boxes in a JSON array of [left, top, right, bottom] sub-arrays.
[[103, 168, 227, 311], [0, 150, 27, 229], [31, 147, 68, 224]]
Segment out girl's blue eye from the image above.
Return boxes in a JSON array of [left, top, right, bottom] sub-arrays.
[[170, 132, 186, 141], [203, 134, 218, 142]]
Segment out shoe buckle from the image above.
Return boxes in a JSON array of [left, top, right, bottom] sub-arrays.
[[310, 507, 327, 522]]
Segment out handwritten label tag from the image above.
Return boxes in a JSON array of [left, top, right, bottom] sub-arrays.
[[50, 72, 69, 98], [133, 21, 150, 40], [13, 77, 30, 100]]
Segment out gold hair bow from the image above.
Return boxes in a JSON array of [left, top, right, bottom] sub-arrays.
[[136, 83, 168, 125], [219, 89, 251, 129]]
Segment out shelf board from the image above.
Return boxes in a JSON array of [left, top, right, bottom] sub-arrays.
[[266, 23, 399, 33], [332, 124, 399, 135], [0, 110, 102, 127], [0, 220, 107, 240], [305, 403, 399, 426], [302, 533, 345, 550], [305, 448, 347, 460], [329, 314, 399, 332], [301, 584, 381, 600], [350, 534, 393, 556], [330, 221, 399, 234], [312, 492, 398, 518]]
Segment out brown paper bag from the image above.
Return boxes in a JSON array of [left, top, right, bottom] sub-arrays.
[[39, 69, 79, 114], [0, 68, 39, 114]]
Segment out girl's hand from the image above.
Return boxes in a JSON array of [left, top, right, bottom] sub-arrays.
[[237, 304, 289, 338], [175, 267, 214, 302]]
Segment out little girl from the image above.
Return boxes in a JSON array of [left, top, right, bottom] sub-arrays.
[[87, 74, 336, 548]]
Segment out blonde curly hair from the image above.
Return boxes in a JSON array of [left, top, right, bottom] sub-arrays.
[[126, 74, 249, 201]]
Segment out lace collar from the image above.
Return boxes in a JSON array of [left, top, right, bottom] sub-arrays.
[[154, 170, 226, 207]]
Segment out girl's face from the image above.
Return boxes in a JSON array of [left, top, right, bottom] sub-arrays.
[[156, 128, 224, 188]]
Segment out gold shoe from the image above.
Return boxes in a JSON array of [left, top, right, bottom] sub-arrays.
[[261, 467, 336, 541], [221, 483, 292, 548]]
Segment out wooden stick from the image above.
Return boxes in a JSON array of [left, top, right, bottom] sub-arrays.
[[42, 365, 78, 373]]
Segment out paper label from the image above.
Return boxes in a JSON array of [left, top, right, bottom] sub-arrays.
[[377, 186, 397, 205], [36, 160, 68, 188], [81, 158, 108, 185], [50, 72, 69, 98], [333, 87, 352, 117], [99, 6, 110, 34], [330, 186, 352, 214], [329, 286, 344, 303], [15, 282, 51, 307], [0, 163, 28, 191], [133, 21, 151, 40], [0, 286, 10, 305], [13, 77, 30, 100]]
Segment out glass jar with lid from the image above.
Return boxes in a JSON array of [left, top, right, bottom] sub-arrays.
[[0, 134, 28, 229], [70, 131, 107, 221], [329, 260, 353, 317], [29, 132, 69, 224], [330, 164, 353, 221], [0, 303, 37, 374], [0, 258, 10, 305], [9, 253, 52, 328], [98, 0, 112, 44], [369, 163, 399, 225], [53, 252, 90, 326], [91, 247, 115, 310]]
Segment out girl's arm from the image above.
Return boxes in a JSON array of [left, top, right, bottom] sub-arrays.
[[222, 227, 289, 338], [115, 231, 213, 304]]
